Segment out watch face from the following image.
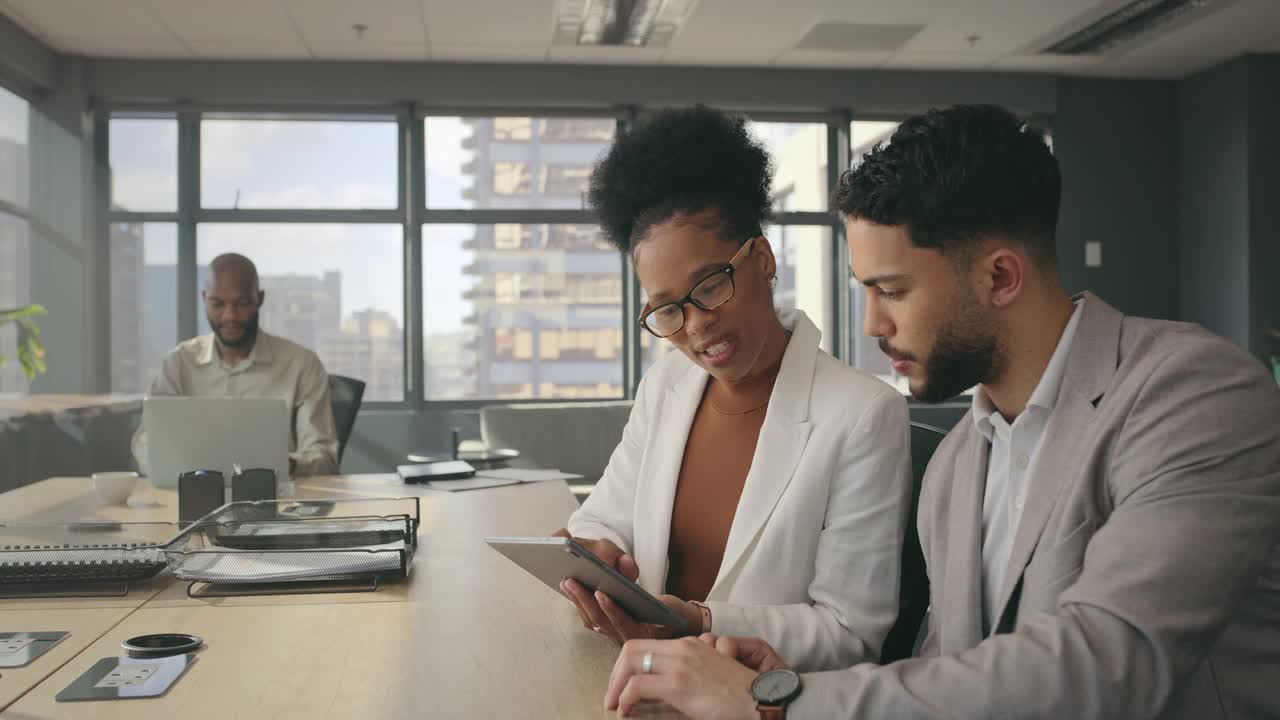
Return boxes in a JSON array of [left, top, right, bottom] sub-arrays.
[[751, 669, 801, 705]]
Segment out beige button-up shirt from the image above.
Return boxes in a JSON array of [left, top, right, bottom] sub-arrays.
[[131, 330, 340, 477]]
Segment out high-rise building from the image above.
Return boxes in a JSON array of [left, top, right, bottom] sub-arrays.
[[322, 308, 403, 401], [255, 271, 342, 354], [109, 220, 145, 391], [457, 117, 623, 399]]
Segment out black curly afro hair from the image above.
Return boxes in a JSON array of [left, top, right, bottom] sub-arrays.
[[588, 105, 774, 253]]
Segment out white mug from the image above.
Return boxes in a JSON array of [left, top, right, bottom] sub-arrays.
[[92, 471, 140, 506]]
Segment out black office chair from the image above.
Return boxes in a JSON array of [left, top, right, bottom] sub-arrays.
[[879, 420, 948, 664], [328, 374, 366, 466]]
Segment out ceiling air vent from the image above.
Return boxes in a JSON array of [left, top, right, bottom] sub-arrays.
[[1043, 0, 1229, 55], [553, 0, 697, 47]]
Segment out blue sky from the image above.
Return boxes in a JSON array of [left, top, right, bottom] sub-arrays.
[[111, 116, 481, 333]]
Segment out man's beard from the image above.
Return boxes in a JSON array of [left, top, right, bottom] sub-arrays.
[[884, 297, 1003, 404], [209, 313, 260, 349]]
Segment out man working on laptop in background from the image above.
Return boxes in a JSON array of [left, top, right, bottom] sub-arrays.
[[132, 253, 339, 477], [600, 104, 1280, 719]]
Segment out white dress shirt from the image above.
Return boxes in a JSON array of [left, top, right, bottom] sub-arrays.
[[973, 301, 1083, 634], [131, 330, 340, 477]]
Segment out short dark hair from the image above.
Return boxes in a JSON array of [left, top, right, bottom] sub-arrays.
[[833, 104, 1061, 267], [588, 105, 774, 253]]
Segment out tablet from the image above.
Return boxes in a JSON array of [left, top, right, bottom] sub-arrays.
[[485, 536, 689, 632]]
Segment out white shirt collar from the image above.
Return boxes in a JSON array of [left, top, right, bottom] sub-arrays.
[[972, 299, 1084, 441]]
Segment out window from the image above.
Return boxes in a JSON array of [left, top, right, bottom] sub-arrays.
[[541, 163, 592, 199], [423, 224, 624, 400], [197, 224, 404, 401], [0, 211, 30, 392], [494, 223, 532, 250], [769, 224, 834, 334], [107, 116, 180, 393], [492, 161, 534, 197], [0, 86, 29, 211], [850, 121, 897, 166], [110, 223, 177, 393], [425, 116, 616, 209], [109, 118, 177, 212], [201, 116, 397, 209], [849, 121, 903, 393], [540, 118, 615, 143], [493, 117, 533, 141], [0, 88, 30, 392], [750, 121, 828, 213]]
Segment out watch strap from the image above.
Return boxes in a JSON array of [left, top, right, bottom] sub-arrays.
[[756, 705, 786, 720]]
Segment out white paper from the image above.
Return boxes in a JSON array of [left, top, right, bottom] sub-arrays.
[[423, 476, 520, 492], [175, 544, 404, 583], [473, 468, 584, 483]]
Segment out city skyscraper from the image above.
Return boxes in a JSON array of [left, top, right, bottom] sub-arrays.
[[453, 117, 624, 399]]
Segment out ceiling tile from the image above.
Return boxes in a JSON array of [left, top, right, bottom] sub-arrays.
[[668, 0, 821, 52], [285, 0, 425, 46], [152, 0, 300, 41], [423, 0, 556, 47], [5, 0, 173, 41], [1121, 0, 1280, 59]]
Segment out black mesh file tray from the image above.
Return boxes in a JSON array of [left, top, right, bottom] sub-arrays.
[[163, 525, 413, 585], [192, 497, 420, 549], [161, 498, 420, 593], [0, 522, 177, 595]]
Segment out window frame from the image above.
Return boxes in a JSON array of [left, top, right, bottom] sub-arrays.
[[99, 102, 903, 410]]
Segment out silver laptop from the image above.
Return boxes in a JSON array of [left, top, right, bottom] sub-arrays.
[[144, 397, 290, 489]]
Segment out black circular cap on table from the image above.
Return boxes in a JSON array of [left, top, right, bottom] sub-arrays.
[[122, 633, 203, 658]]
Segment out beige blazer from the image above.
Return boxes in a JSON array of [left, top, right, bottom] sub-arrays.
[[569, 310, 912, 672], [790, 292, 1280, 719]]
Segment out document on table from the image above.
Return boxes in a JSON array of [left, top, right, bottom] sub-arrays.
[[423, 476, 521, 492], [175, 543, 405, 582], [474, 469, 584, 483]]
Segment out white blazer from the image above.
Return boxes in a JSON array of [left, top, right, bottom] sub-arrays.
[[568, 310, 911, 672]]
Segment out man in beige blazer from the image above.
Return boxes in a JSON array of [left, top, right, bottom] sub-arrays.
[[602, 104, 1280, 719]]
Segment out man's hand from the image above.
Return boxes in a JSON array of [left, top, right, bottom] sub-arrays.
[[702, 635, 788, 673], [605, 637, 762, 719]]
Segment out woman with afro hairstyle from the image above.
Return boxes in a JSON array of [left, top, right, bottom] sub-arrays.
[[555, 106, 912, 673]]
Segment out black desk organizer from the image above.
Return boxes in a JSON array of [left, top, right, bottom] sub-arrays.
[[0, 522, 177, 599], [161, 497, 420, 598]]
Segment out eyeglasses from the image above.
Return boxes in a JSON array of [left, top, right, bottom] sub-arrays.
[[638, 237, 757, 338]]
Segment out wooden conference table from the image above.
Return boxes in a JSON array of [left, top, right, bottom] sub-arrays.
[[0, 474, 671, 719]]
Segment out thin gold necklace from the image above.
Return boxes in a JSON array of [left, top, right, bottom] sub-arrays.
[[706, 392, 771, 416]]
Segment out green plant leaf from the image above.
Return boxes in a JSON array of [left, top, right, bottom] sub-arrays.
[[1, 304, 48, 380]]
